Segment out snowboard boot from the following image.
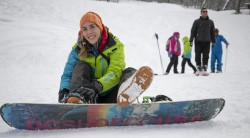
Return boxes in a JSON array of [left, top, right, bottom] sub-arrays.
[[117, 66, 154, 107]]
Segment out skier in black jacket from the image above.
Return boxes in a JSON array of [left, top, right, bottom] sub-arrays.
[[190, 8, 215, 75]]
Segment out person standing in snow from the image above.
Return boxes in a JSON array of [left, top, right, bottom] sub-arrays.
[[165, 32, 181, 74], [190, 8, 215, 75], [211, 28, 229, 73], [181, 36, 197, 74], [58, 11, 136, 104]]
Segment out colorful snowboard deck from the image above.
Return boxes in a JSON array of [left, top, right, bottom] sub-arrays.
[[0, 98, 225, 130]]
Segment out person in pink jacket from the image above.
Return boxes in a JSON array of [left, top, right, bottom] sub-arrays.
[[165, 32, 181, 74]]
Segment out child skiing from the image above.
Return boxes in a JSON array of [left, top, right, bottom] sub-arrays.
[[211, 28, 229, 73], [181, 36, 197, 74]]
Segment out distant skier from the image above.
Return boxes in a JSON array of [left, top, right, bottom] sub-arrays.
[[181, 36, 197, 74], [165, 32, 181, 75], [210, 28, 229, 73]]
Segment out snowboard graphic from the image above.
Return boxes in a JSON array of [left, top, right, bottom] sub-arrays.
[[0, 98, 225, 130], [117, 66, 153, 107]]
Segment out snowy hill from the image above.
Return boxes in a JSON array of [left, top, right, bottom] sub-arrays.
[[0, 0, 250, 138]]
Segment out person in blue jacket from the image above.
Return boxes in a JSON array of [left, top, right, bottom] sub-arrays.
[[210, 28, 229, 73]]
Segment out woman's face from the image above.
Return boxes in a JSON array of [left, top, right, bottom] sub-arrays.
[[82, 22, 101, 45]]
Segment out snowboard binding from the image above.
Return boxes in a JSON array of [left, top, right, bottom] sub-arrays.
[[66, 86, 98, 104], [142, 95, 172, 103]]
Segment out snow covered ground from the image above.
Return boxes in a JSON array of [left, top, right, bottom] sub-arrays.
[[0, 0, 250, 137]]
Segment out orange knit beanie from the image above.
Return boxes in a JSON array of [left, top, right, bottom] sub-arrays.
[[79, 11, 104, 31]]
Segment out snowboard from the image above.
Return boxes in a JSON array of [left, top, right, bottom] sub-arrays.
[[0, 98, 225, 130], [117, 66, 153, 107]]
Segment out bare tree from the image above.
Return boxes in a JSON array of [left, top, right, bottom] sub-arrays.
[[201, 0, 206, 8], [135, 0, 249, 12], [223, 0, 231, 10], [235, 0, 242, 14]]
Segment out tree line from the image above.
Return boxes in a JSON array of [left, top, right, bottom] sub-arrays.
[[120, 0, 250, 14]]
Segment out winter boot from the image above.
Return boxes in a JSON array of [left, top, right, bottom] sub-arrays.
[[174, 71, 179, 74], [216, 70, 222, 73], [181, 68, 185, 74], [195, 66, 202, 76], [193, 67, 197, 74], [202, 65, 209, 76]]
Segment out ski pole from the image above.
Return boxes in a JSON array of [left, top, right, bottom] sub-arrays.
[[224, 47, 228, 72], [155, 33, 164, 74]]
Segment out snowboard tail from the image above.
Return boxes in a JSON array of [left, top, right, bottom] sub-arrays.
[[1, 98, 225, 130]]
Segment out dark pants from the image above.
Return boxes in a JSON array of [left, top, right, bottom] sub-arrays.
[[69, 61, 136, 103], [166, 54, 179, 73], [194, 42, 211, 66], [181, 58, 197, 73]]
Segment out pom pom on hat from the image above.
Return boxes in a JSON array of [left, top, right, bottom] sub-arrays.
[[80, 11, 104, 31]]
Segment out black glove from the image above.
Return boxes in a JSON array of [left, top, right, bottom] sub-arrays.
[[190, 41, 193, 47], [58, 88, 69, 103]]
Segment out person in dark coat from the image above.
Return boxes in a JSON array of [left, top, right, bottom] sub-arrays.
[[190, 8, 215, 75]]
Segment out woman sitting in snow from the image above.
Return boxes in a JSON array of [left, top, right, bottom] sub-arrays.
[[58, 11, 137, 104]]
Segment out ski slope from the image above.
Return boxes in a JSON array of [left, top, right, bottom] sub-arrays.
[[0, 0, 250, 137]]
